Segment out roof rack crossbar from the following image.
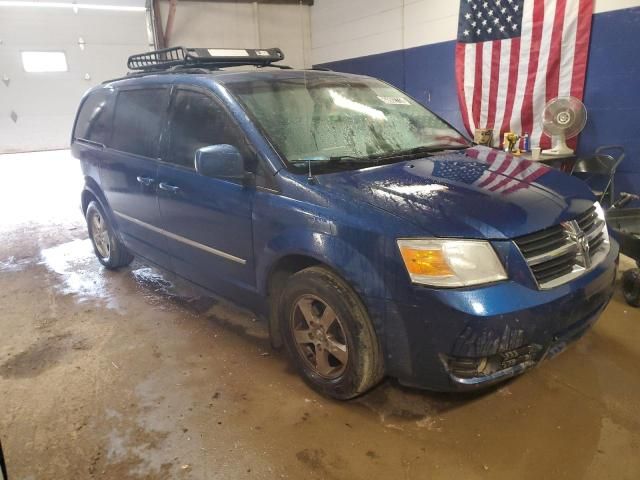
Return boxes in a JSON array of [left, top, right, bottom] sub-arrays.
[[127, 46, 285, 72]]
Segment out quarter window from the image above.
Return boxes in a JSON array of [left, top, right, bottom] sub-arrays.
[[166, 89, 249, 170], [111, 88, 169, 158], [74, 88, 115, 145]]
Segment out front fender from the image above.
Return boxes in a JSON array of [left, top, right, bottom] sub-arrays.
[[256, 228, 386, 301], [256, 227, 389, 352]]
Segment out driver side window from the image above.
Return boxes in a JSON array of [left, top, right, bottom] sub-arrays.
[[166, 89, 250, 170]]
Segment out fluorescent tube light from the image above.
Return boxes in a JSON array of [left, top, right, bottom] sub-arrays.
[[0, 1, 146, 12]]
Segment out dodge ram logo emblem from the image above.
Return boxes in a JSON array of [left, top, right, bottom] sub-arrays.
[[562, 220, 591, 269]]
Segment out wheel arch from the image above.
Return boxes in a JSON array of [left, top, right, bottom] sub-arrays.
[[80, 179, 125, 245], [265, 253, 323, 348], [81, 188, 98, 215], [262, 238, 385, 350], [81, 178, 113, 221]]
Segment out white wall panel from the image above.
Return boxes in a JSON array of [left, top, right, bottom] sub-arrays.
[[158, 1, 311, 69], [0, 0, 311, 153], [311, 0, 640, 65], [314, 7, 402, 49], [158, 2, 258, 47], [403, 0, 458, 49], [311, 0, 402, 27], [257, 3, 311, 69], [0, 6, 149, 153], [311, 2, 403, 64], [594, 0, 640, 12], [312, 28, 403, 65]]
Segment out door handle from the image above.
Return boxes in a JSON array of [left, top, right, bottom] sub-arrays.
[[158, 182, 180, 193], [136, 176, 155, 186]]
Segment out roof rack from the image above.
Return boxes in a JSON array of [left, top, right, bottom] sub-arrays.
[[127, 46, 287, 72]]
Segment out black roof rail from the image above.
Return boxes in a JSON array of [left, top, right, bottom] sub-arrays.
[[127, 46, 287, 72]]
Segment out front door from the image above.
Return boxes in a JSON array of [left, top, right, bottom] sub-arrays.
[[157, 87, 256, 297], [100, 86, 172, 267]]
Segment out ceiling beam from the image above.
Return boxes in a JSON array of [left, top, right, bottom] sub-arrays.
[[151, 0, 312, 50], [164, 0, 178, 47], [151, 0, 166, 49]]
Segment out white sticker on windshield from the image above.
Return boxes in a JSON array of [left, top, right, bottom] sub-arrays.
[[377, 96, 410, 105]]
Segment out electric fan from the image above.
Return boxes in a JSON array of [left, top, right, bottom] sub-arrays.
[[541, 96, 587, 155]]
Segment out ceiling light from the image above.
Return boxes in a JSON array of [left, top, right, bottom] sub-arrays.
[[0, 1, 146, 12]]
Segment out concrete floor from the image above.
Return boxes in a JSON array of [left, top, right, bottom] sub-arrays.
[[1, 150, 639, 480]]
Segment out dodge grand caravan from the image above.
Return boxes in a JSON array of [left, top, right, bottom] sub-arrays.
[[72, 47, 618, 399]]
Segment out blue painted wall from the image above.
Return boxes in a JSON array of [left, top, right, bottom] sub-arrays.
[[580, 7, 640, 195], [316, 6, 640, 195]]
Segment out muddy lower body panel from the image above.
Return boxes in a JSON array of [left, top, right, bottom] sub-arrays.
[[382, 241, 618, 392]]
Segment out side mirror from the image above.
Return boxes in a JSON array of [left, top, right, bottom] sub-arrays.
[[195, 144, 245, 180]]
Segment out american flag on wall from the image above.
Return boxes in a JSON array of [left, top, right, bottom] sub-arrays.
[[455, 0, 594, 148]]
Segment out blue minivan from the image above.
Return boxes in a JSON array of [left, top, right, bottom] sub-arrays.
[[72, 48, 618, 399]]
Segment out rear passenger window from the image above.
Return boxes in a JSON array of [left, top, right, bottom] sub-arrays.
[[111, 88, 169, 158], [166, 89, 250, 170], [74, 88, 114, 145]]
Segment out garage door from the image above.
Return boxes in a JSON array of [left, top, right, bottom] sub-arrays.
[[0, 0, 151, 153]]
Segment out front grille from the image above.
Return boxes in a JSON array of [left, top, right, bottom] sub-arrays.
[[514, 204, 609, 289]]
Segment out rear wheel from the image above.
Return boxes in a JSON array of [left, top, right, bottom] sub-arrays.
[[86, 201, 133, 269], [279, 266, 383, 399]]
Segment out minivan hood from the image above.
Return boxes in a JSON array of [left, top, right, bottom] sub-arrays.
[[317, 147, 595, 239]]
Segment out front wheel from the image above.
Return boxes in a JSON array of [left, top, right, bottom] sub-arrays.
[[279, 266, 383, 399], [86, 201, 133, 270]]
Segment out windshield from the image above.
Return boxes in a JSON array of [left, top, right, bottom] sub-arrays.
[[227, 75, 469, 173]]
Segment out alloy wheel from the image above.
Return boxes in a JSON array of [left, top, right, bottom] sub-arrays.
[[290, 294, 349, 379], [91, 211, 111, 259]]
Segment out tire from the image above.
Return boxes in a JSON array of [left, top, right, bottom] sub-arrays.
[[86, 201, 133, 270], [622, 268, 640, 307], [279, 266, 383, 399]]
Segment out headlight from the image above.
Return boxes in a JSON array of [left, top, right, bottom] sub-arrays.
[[594, 201, 610, 244], [397, 238, 507, 287]]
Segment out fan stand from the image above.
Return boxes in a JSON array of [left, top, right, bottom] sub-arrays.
[[542, 135, 574, 156]]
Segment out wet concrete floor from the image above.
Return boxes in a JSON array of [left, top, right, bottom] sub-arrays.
[[1, 150, 639, 479]]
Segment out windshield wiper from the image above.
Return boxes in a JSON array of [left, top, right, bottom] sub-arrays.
[[370, 144, 469, 161], [289, 155, 375, 167], [289, 155, 379, 179], [288, 145, 470, 172], [327, 155, 376, 164]]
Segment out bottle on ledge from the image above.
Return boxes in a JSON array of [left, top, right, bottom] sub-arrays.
[[522, 132, 530, 153]]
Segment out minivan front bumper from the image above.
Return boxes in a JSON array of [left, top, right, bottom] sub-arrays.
[[382, 240, 619, 392]]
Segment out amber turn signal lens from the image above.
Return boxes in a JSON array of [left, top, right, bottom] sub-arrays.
[[397, 238, 507, 287], [399, 247, 454, 277]]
